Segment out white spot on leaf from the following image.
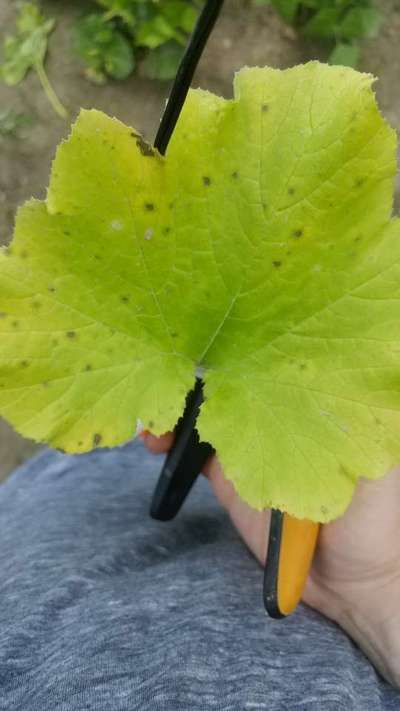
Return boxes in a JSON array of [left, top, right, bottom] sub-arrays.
[[111, 220, 123, 231], [144, 228, 154, 241]]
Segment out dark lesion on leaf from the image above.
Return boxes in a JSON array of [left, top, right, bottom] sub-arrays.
[[48, 285, 56, 292], [20, 360, 29, 368], [120, 295, 130, 303], [231, 171, 239, 179], [148, 420, 154, 429], [299, 363, 307, 370], [85, 364, 92, 371], [11, 320, 19, 328], [354, 178, 365, 188], [93, 433, 102, 447], [202, 176, 211, 186], [136, 136, 155, 157], [292, 228, 303, 239], [63, 230, 71, 236], [66, 330, 76, 339], [261, 103, 269, 112], [338, 463, 352, 481], [144, 202, 155, 211], [163, 226, 171, 234], [32, 300, 41, 309], [288, 187, 295, 195], [272, 260, 282, 268]]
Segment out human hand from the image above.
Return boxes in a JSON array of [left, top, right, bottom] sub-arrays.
[[142, 431, 400, 687]]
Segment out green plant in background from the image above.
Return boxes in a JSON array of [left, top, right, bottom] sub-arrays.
[[73, 0, 200, 83], [0, 108, 34, 138], [0, 2, 67, 118], [72, 13, 135, 84], [255, 0, 383, 66], [0, 0, 200, 121]]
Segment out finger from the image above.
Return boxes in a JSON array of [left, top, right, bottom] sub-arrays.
[[140, 431, 174, 454], [203, 455, 270, 566]]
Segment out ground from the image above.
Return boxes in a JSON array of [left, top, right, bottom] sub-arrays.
[[0, 0, 399, 480]]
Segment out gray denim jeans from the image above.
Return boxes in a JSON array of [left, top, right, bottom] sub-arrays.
[[0, 441, 398, 710]]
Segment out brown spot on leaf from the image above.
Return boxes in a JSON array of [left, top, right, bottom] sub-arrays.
[[66, 331, 76, 339], [292, 229, 303, 239], [93, 433, 102, 446]]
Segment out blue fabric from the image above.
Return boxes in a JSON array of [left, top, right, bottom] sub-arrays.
[[0, 441, 399, 710]]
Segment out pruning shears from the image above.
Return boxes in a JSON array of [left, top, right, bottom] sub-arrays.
[[148, 0, 320, 617]]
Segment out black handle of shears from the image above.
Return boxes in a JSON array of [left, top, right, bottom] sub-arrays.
[[150, 379, 214, 521]]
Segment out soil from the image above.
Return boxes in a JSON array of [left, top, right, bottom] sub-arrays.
[[0, 0, 399, 480]]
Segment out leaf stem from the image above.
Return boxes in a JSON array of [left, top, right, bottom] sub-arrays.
[[35, 61, 68, 120]]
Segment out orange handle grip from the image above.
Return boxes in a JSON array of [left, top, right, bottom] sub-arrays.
[[264, 511, 320, 618]]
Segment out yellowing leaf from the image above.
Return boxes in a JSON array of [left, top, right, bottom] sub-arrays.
[[1, 62, 399, 522]]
